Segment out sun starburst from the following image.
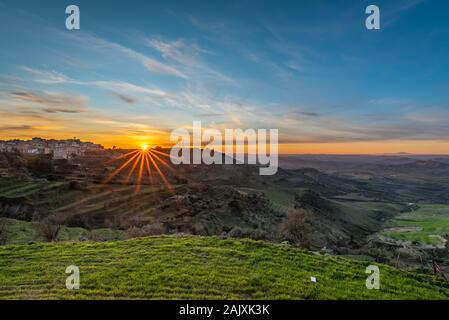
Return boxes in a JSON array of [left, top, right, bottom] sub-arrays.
[[104, 147, 175, 193]]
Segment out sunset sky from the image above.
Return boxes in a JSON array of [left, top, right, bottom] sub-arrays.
[[1, 0, 449, 154]]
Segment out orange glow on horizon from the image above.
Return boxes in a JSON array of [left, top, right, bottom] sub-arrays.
[[4, 131, 449, 155], [113, 140, 449, 155], [277, 140, 449, 155]]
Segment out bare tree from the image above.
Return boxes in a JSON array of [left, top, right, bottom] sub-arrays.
[[280, 208, 313, 249], [37, 215, 62, 242]]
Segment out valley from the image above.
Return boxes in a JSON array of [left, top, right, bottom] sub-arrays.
[[1, 150, 449, 298]]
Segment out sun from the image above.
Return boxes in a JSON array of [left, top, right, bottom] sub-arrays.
[[104, 143, 174, 194]]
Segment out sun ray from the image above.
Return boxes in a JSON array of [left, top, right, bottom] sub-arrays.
[[150, 149, 171, 158], [134, 153, 145, 194], [104, 149, 139, 165], [124, 153, 142, 184], [148, 149, 175, 173], [147, 152, 173, 190], [103, 152, 140, 184], [103, 146, 178, 193], [144, 153, 154, 185]]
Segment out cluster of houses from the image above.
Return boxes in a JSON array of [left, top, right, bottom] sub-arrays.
[[0, 138, 104, 160]]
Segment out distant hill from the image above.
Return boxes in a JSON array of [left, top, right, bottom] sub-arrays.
[[0, 236, 447, 299], [391, 160, 449, 170]]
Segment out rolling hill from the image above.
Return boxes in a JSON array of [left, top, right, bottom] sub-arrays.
[[0, 236, 447, 300]]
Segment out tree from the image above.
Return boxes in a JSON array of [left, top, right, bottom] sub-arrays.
[[27, 155, 54, 177], [280, 208, 313, 249], [37, 215, 62, 242]]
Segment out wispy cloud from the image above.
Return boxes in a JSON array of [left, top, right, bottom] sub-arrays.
[[18, 67, 215, 111], [19, 66, 71, 84], [276, 108, 449, 144], [368, 98, 411, 106], [9, 90, 88, 113], [18, 67, 169, 106], [57, 30, 187, 79], [142, 59, 187, 79], [146, 37, 232, 82], [114, 93, 136, 104], [147, 38, 203, 67], [92, 80, 168, 98], [382, 0, 427, 27], [0, 125, 34, 132], [189, 16, 227, 34]]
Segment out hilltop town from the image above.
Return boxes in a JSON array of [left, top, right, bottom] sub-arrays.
[[0, 138, 104, 160]]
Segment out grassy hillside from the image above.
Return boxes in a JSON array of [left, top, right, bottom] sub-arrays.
[[382, 204, 449, 247], [0, 236, 447, 300], [0, 177, 282, 238]]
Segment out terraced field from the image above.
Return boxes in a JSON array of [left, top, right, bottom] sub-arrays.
[[0, 178, 175, 228], [0, 236, 447, 299], [0, 179, 64, 198], [0, 218, 125, 245]]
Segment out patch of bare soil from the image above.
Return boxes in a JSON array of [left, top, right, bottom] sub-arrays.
[[384, 226, 422, 233]]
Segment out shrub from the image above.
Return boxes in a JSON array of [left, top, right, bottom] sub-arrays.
[[125, 223, 166, 238], [68, 180, 85, 191], [26, 155, 54, 177], [228, 199, 242, 213], [280, 208, 313, 249], [191, 223, 207, 235], [36, 215, 63, 242]]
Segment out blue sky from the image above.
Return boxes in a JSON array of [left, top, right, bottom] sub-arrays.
[[1, 0, 449, 153]]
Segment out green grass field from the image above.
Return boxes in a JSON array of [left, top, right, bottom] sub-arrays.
[[382, 204, 449, 246], [0, 236, 447, 299]]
